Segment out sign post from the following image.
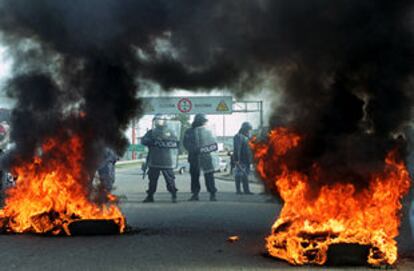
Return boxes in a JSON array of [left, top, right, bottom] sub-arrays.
[[141, 96, 233, 115]]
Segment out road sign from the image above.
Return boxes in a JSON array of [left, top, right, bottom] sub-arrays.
[[142, 96, 233, 115], [177, 98, 192, 113]]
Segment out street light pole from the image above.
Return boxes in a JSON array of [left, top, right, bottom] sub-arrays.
[[259, 101, 264, 129], [222, 114, 225, 137]]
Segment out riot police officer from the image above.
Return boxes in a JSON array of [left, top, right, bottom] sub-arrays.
[[183, 114, 218, 201], [141, 114, 180, 203], [233, 122, 253, 195], [97, 147, 118, 192]]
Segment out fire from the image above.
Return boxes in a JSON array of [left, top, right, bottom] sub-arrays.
[[0, 135, 125, 235], [251, 128, 410, 266]]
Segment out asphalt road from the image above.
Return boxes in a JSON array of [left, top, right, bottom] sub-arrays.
[[0, 166, 413, 271]]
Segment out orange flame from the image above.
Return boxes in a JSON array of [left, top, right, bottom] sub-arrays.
[[0, 135, 125, 235], [251, 128, 410, 266]]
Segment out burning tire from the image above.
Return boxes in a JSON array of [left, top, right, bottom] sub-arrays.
[[252, 128, 410, 267]]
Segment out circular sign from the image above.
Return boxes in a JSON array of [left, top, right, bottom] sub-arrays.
[[177, 98, 193, 113]]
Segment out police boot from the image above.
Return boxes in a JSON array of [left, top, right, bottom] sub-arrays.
[[171, 192, 177, 203], [188, 194, 199, 201], [242, 177, 253, 195], [210, 193, 217, 202], [143, 194, 154, 203]]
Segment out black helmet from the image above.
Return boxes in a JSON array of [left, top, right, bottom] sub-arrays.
[[153, 113, 166, 128], [192, 113, 208, 128], [153, 113, 164, 121]]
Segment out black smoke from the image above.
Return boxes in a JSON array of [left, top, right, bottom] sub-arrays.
[[0, 0, 413, 190], [0, 0, 169, 172]]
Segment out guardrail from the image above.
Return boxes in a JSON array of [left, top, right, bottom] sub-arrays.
[[118, 152, 231, 165]]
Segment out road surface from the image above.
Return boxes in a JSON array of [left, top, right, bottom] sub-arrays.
[[0, 166, 413, 271]]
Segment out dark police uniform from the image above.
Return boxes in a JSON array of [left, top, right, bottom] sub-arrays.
[[142, 123, 179, 202], [97, 148, 118, 192], [183, 114, 217, 201]]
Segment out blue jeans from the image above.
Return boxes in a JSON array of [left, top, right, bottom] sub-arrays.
[[234, 163, 251, 193]]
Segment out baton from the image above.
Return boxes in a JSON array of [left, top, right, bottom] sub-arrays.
[[235, 162, 249, 177]]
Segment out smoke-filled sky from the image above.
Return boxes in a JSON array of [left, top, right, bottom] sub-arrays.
[[0, 48, 270, 136], [0, 0, 413, 187]]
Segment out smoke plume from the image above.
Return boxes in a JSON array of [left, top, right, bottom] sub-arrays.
[[0, 0, 413, 190]]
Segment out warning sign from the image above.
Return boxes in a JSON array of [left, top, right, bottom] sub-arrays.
[[216, 100, 230, 112], [142, 96, 233, 115]]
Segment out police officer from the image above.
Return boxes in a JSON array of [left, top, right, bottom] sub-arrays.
[[183, 114, 218, 201], [233, 122, 253, 195], [141, 114, 179, 203], [0, 123, 8, 192], [97, 148, 118, 192]]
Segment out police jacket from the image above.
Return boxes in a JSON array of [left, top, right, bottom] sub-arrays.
[[142, 128, 179, 169], [233, 132, 252, 165], [141, 130, 155, 147], [183, 128, 198, 162], [99, 148, 117, 167]]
